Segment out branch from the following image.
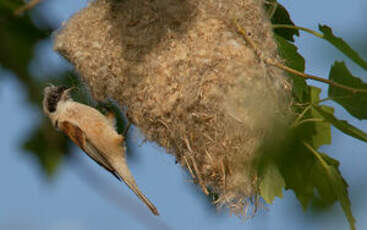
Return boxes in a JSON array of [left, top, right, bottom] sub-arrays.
[[14, 0, 44, 16], [265, 59, 367, 94], [234, 21, 367, 94]]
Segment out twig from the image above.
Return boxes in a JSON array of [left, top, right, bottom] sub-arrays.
[[205, 150, 214, 162], [183, 137, 209, 195], [189, 155, 209, 195], [220, 159, 226, 190], [158, 119, 169, 130], [233, 20, 367, 94], [234, 19, 262, 59], [264, 1, 278, 20], [14, 0, 44, 16], [123, 122, 131, 136], [183, 155, 196, 179], [266, 59, 367, 94]]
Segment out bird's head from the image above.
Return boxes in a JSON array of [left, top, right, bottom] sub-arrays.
[[43, 84, 73, 115]]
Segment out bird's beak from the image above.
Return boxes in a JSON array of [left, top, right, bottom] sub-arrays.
[[64, 87, 75, 95], [60, 86, 75, 101]]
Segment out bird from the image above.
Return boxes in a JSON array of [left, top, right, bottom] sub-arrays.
[[42, 84, 159, 216]]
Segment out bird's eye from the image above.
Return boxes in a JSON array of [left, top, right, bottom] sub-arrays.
[[47, 103, 57, 113]]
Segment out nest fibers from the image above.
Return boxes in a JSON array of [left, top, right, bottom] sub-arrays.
[[54, 0, 292, 216]]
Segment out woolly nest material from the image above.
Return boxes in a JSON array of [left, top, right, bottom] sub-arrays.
[[54, 0, 292, 216]]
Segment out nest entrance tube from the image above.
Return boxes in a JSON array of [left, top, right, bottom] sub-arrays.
[[54, 0, 291, 217]]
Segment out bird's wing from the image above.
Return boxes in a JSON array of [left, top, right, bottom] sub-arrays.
[[59, 121, 121, 180]]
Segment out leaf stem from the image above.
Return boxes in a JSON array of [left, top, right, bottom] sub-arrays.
[[291, 104, 312, 127], [272, 24, 324, 38], [303, 142, 329, 169], [303, 142, 356, 230], [296, 118, 325, 127]]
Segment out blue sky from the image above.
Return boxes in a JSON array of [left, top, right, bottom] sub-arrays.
[[1, 0, 366, 229]]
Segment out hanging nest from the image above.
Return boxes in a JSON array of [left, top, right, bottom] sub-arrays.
[[54, 0, 292, 216]]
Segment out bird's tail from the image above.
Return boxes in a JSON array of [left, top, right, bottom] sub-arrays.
[[123, 177, 160, 216], [114, 160, 159, 216]]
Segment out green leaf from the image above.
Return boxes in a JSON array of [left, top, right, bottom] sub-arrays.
[[308, 87, 332, 149], [0, 0, 23, 11], [265, 1, 299, 41], [0, 2, 50, 103], [311, 105, 333, 149], [0, 3, 67, 177], [304, 143, 356, 230], [260, 162, 286, 204], [328, 61, 367, 119], [319, 25, 367, 71], [281, 87, 332, 209], [274, 34, 308, 101], [23, 119, 70, 178], [0, 6, 47, 77], [279, 139, 316, 210], [310, 160, 337, 206], [310, 86, 321, 104], [313, 104, 367, 143]]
